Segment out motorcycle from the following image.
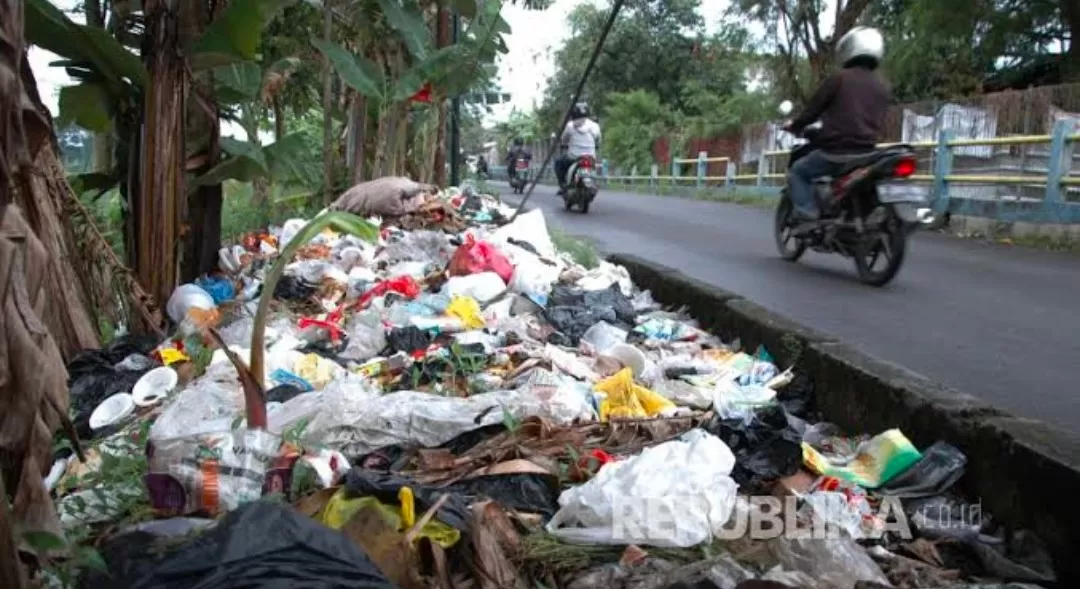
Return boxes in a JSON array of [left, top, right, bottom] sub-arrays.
[[773, 100, 935, 286], [509, 157, 531, 194], [562, 153, 599, 214]]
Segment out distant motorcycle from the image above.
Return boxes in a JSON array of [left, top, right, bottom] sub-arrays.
[[509, 157, 531, 194], [562, 154, 599, 214], [773, 100, 935, 286]]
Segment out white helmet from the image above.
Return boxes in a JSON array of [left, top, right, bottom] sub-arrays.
[[835, 26, 884, 68]]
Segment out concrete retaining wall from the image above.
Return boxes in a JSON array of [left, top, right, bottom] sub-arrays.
[[609, 252, 1080, 584]]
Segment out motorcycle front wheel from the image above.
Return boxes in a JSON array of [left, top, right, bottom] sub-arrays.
[[853, 207, 907, 287], [774, 196, 807, 262]]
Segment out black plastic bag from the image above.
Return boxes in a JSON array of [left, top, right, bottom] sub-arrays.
[[386, 326, 433, 354], [775, 373, 815, 419], [266, 384, 306, 403], [81, 501, 393, 589], [879, 441, 966, 499], [344, 469, 471, 532], [68, 336, 160, 440], [274, 275, 319, 301], [544, 285, 637, 346], [449, 473, 561, 519], [704, 405, 802, 490]]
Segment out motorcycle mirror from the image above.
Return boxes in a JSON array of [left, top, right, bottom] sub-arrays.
[[778, 100, 794, 116]]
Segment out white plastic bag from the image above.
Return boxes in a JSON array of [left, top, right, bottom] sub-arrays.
[[547, 429, 739, 547], [166, 284, 216, 325], [297, 375, 595, 456], [443, 271, 506, 303]]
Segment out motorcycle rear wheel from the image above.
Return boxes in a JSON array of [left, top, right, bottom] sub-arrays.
[[854, 208, 907, 287], [774, 196, 807, 262]]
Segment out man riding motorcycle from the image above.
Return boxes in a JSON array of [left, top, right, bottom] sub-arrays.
[[555, 102, 601, 196], [783, 26, 891, 222], [505, 137, 532, 180]]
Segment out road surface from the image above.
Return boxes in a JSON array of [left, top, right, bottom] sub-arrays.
[[498, 183, 1080, 432]]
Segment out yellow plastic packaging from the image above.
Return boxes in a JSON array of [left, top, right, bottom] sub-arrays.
[[594, 368, 676, 422], [294, 353, 335, 389], [446, 296, 485, 330], [318, 487, 460, 548]]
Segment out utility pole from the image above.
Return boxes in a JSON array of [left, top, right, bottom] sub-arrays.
[[449, 11, 461, 186]]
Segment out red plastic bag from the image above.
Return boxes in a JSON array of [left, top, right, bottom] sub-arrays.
[[356, 275, 422, 308], [448, 237, 513, 283]]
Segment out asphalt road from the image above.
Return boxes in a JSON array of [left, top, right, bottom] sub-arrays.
[[497, 182, 1080, 432]]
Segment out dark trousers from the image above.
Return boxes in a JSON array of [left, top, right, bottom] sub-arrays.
[[554, 155, 573, 187]]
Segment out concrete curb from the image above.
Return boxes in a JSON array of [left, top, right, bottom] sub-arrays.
[[608, 252, 1080, 583]]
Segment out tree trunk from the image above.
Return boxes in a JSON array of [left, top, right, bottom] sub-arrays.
[[272, 96, 285, 142], [321, 1, 335, 205], [179, 0, 222, 284], [0, 4, 85, 579], [433, 4, 450, 186], [347, 92, 367, 184], [139, 0, 186, 310], [1064, 0, 1080, 82]]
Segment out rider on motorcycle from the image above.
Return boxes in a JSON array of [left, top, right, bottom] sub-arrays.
[[506, 137, 532, 180], [783, 27, 891, 221], [556, 102, 601, 196]]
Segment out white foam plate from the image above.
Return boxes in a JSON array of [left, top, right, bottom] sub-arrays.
[[89, 393, 136, 431], [132, 366, 178, 407]]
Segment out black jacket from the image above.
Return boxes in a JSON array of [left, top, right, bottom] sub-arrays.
[[791, 66, 891, 153]]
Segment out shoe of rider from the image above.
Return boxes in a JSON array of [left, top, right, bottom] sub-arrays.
[[786, 27, 891, 220]]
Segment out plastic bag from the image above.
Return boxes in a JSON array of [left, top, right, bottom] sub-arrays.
[[580, 321, 628, 354], [577, 261, 634, 296], [704, 405, 803, 490], [145, 429, 286, 516], [802, 429, 923, 488], [68, 336, 159, 439], [508, 253, 562, 305], [195, 276, 235, 304], [339, 310, 387, 363], [767, 535, 889, 589], [443, 272, 506, 303], [166, 284, 217, 325], [448, 236, 513, 283], [490, 208, 557, 258], [547, 429, 738, 547], [298, 384, 595, 457], [446, 295, 486, 329], [594, 368, 676, 421], [546, 284, 637, 345], [877, 441, 966, 499], [84, 500, 393, 589]]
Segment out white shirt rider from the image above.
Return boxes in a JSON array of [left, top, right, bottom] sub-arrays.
[[562, 117, 601, 158]]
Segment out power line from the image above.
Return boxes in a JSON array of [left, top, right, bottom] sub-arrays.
[[509, 0, 626, 222]]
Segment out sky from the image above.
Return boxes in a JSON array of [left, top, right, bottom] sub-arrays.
[[495, 0, 732, 114], [28, 0, 738, 129]]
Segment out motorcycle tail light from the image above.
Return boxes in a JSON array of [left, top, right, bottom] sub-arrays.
[[893, 157, 916, 178], [579, 157, 594, 169]]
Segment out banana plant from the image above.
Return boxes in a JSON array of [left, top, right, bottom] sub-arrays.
[[312, 0, 510, 108], [189, 56, 321, 192], [25, 0, 296, 197], [209, 211, 379, 429]]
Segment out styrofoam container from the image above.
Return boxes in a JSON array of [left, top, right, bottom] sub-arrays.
[[601, 343, 647, 379], [132, 366, 178, 407], [90, 393, 136, 431]]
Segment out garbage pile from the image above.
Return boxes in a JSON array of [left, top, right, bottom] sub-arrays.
[[51, 180, 1057, 589]]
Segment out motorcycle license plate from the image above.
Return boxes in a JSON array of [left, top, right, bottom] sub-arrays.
[[877, 182, 929, 203], [516, 162, 529, 169]]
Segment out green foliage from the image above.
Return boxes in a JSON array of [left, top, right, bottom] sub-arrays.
[[602, 90, 676, 173], [25, 0, 148, 88], [188, 0, 297, 71], [57, 83, 112, 133], [550, 228, 599, 269]]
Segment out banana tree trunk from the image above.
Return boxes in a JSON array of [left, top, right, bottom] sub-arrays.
[[321, 0, 335, 205], [139, 0, 186, 310], [433, 4, 450, 187], [179, 0, 222, 284], [347, 92, 367, 184]]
